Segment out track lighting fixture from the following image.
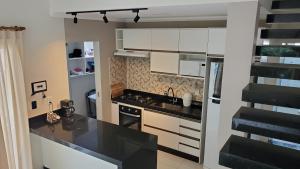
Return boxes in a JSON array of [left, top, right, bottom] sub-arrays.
[[72, 13, 78, 24], [67, 8, 148, 24], [133, 9, 140, 23], [100, 11, 108, 23]]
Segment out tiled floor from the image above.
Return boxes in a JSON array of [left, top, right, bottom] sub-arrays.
[[157, 150, 203, 169]]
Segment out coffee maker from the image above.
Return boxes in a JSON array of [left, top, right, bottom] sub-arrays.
[[60, 99, 75, 117]]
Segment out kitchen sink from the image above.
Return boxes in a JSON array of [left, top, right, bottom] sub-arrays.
[[150, 102, 183, 112]]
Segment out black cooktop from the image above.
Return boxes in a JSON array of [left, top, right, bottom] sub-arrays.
[[118, 93, 154, 105]]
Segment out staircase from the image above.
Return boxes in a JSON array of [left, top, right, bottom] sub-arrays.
[[219, 1, 300, 169]]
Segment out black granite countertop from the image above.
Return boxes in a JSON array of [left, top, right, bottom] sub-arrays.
[[112, 89, 202, 122], [29, 113, 157, 169]]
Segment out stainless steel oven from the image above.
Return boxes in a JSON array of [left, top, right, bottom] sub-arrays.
[[119, 105, 142, 131]]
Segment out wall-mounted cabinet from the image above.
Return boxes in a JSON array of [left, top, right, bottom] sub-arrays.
[[123, 29, 151, 50], [179, 28, 208, 53], [150, 52, 179, 74], [115, 28, 226, 79], [207, 28, 226, 56], [179, 53, 206, 77], [151, 29, 180, 51]]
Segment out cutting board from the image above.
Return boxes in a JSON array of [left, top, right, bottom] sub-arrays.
[[111, 82, 125, 98]]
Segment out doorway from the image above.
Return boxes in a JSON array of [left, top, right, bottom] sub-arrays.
[[66, 41, 102, 119]]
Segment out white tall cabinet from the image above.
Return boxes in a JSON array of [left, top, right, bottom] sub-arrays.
[[207, 28, 227, 56]]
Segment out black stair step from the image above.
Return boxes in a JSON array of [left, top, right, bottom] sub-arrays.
[[256, 45, 300, 57], [251, 62, 300, 80], [242, 83, 300, 109], [219, 135, 300, 169], [261, 29, 300, 39], [232, 106, 300, 144], [266, 14, 300, 23], [272, 0, 300, 10]]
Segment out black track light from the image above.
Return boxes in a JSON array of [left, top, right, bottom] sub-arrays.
[[100, 11, 108, 23], [133, 10, 140, 23], [72, 13, 78, 24], [67, 8, 148, 24]]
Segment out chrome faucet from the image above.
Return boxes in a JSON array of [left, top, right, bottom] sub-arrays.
[[164, 87, 178, 104]]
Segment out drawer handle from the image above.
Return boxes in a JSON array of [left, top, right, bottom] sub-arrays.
[[179, 142, 200, 150], [179, 125, 201, 132], [144, 124, 178, 135], [179, 134, 200, 141]]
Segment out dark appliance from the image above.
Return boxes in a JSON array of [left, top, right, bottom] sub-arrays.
[[119, 105, 142, 131], [60, 99, 75, 117], [69, 49, 82, 58]]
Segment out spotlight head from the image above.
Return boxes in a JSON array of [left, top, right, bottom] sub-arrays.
[[100, 11, 108, 23], [134, 15, 140, 23], [103, 15, 108, 23], [72, 13, 78, 24], [133, 9, 140, 23]]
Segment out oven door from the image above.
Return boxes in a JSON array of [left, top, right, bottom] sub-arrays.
[[119, 107, 141, 131]]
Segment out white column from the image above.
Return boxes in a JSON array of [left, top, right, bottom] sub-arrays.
[[218, 1, 260, 168]]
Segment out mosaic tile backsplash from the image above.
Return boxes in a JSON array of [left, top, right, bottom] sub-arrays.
[[110, 55, 127, 86], [110, 56, 204, 101]]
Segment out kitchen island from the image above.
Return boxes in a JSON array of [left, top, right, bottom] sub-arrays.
[[29, 113, 157, 169]]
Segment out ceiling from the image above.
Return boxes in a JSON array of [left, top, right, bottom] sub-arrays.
[[68, 3, 229, 22], [53, 1, 270, 22]]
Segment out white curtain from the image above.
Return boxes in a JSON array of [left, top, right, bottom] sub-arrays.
[[0, 30, 32, 169]]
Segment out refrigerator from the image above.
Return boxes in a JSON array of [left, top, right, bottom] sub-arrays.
[[203, 58, 224, 169]]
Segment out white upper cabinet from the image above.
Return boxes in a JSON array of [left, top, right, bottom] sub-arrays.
[[151, 29, 180, 51], [207, 28, 227, 56], [150, 52, 179, 74], [123, 29, 151, 50], [179, 28, 208, 53]]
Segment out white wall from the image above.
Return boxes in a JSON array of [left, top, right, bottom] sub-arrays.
[[0, 0, 69, 118], [218, 1, 260, 169], [64, 19, 123, 122]]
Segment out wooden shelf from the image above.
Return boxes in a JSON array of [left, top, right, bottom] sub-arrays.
[[69, 56, 94, 61]]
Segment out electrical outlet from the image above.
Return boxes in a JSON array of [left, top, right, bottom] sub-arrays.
[[31, 101, 37, 109], [45, 96, 53, 104]]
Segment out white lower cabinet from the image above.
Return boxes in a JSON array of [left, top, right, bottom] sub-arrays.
[[178, 143, 200, 157], [111, 102, 119, 125], [143, 125, 179, 150], [179, 127, 201, 140], [143, 110, 179, 133], [142, 110, 201, 158], [179, 136, 200, 148]]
